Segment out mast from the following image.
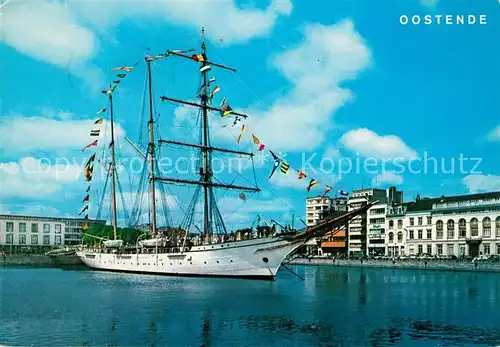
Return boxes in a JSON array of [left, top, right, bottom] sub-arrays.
[[157, 28, 260, 241], [109, 92, 118, 240], [200, 28, 211, 239], [146, 57, 157, 235]]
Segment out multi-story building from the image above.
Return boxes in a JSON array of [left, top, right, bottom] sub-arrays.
[[305, 196, 347, 227], [386, 203, 408, 256], [0, 214, 106, 253], [402, 192, 500, 257], [347, 187, 401, 256]]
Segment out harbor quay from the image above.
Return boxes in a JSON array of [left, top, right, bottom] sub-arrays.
[[289, 256, 500, 273]]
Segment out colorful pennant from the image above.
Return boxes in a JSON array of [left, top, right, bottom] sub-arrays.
[[321, 185, 332, 198], [237, 124, 246, 144], [280, 161, 290, 175], [307, 179, 318, 192], [82, 140, 98, 152]]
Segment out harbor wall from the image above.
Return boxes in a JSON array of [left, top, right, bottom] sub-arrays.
[[0, 254, 83, 267], [288, 257, 500, 273]]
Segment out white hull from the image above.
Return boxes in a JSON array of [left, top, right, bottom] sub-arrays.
[[76, 237, 304, 280]]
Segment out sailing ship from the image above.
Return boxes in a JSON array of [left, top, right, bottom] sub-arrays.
[[76, 30, 375, 280]]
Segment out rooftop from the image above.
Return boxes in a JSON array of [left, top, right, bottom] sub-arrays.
[[0, 214, 106, 223], [405, 191, 500, 212]]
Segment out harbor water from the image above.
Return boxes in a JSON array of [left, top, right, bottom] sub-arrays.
[[1, 265, 499, 346]]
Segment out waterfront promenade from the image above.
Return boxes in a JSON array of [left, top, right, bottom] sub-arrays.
[[289, 257, 500, 273]]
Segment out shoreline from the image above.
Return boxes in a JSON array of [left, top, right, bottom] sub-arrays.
[[0, 254, 82, 267], [288, 257, 500, 273]]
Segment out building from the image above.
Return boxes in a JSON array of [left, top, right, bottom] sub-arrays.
[[303, 196, 347, 256], [305, 196, 347, 227], [320, 227, 347, 256], [401, 192, 500, 257], [347, 188, 400, 256], [0, 214, 106, 253]]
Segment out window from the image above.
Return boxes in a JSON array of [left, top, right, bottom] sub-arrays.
[[470, 218, 478, 237], [6, 222, 14, 232], [427, 244, 432, 254], [437, 244, 443, 255], [484, 244, 490, 255], [6, 234, 13, 244], [19, 223, 26, 233], [43, 224, 50, 233], [447, 219, 455, 239], [418, 229, 423, 239], [436, 220, 444, 239], [409, 230, 414, 239], [410, 218, 414, 226], [427, 216, 432, 225], [397, 232, 403, 243], [55, 235, 62, 245], [19, 234, 26, 245], [388, 232, 394, 243], [389, 220, 394, 229], [43, 235, 50, 245], [447, 244, 454, 255], [495, 217, 500, 237], [418, 244, 423, 254], [418, 217, 423, 226], [483, 217, 491, 237], [460, 245, 466, 256], [497, 244, 500, 255], [426, 229, 432, 239], [31, 235, 38, 245], [397, 220, 403, 229], [31, 223, 39, 233], [459, 218, 467, 237]]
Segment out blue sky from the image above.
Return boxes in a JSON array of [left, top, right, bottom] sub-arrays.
[[1, 0, 499, 230]]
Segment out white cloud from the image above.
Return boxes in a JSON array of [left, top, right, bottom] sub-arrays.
[[243, 20, 371, 151], [487, 125, 500, 142], [1, 0, 290, 87], [0, 0, 103, 86], [463, 174, 500, 193], [340, 128, 418, 160], [218, 196, 293, 215], [70, 0, 292, 45], [1, 111, 126, 154], [372, 171, 404, 187], [0, 157, 83, 198], [173, 19, 371, 152], [323, 146, 342, 160], [270, 172, 309, 190]]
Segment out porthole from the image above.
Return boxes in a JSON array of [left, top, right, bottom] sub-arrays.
[[204, 261, 207, 264], [262, 257, 269, 263], [216, 261, 219, 263], [230, 260, 233, 262]]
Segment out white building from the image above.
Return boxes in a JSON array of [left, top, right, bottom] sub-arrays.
[[347, 187, 402, 256], [0, 214, 106, 252], [400, 192, 500, 257], [305, 196, 347, 227]]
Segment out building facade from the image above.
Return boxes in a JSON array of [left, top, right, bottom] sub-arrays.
[[347, 187, 402, 256], [305, 196, 347, 227], [0, 214, 106, 252], [402, 193, 500, 257]]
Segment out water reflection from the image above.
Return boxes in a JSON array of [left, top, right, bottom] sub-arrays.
[[1, 266, 499, 346]]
